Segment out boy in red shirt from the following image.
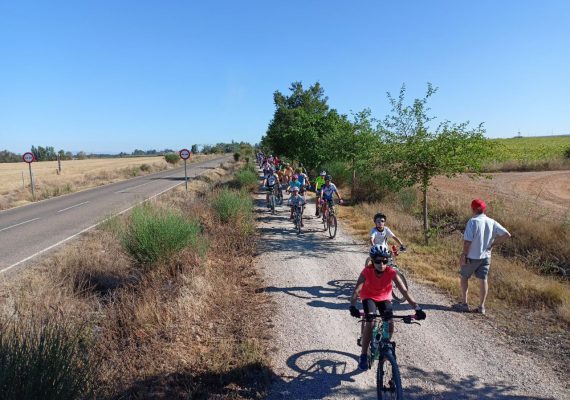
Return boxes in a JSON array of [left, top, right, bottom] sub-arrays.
[[349, 245, 426, 370]]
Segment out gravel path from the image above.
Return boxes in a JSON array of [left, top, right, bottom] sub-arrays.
[[255, 192, 568, 400]]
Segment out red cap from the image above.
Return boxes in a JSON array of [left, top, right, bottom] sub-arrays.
[[471, 199, 487, 213]]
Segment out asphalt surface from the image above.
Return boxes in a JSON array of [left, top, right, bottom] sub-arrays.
[[0, 155, 230, 275]]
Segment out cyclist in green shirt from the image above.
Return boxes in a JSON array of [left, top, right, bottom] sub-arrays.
[[313, 171, 327, 216]]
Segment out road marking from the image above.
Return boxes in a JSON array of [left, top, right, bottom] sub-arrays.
[[0, 181, 185, 275], [115, 180, 154, 193], [57, 201, 90, 213], [0, 217, 41, 233]]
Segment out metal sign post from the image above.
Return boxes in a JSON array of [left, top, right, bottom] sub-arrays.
[[179, 149, 191, 192], [22, 152, 35, 200]]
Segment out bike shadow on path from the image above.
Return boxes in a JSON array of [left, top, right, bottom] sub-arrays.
[[263, 280, 355, 311], [267, 349, 373, 400], [402, 366, 557, 400]]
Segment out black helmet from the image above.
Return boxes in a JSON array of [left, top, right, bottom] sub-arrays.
[[325, 175, 332, 181], [373, 213, 387, 223], [369, 244, 390, 260]]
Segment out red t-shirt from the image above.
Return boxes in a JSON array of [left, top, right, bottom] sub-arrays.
[[360, 264, 397, 302]]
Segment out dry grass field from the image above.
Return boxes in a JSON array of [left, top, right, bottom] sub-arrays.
[[0, 154, 219, 210]]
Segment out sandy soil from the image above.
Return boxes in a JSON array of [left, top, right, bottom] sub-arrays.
[[255, 192, 568, 399], [432, 170, 570, 219]]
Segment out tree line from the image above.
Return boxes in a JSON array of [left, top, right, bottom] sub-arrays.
[[261, 81, 493, 244]]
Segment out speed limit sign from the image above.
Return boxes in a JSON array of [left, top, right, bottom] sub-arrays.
[[23, 152, 35, 163], [179, 149, 191, 160]]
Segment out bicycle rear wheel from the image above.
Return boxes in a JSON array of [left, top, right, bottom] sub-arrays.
[[323, 212, 328, 230], [328, 214, 337, 238], [391, 269, 408, 304], [377, 349, 403, 400]]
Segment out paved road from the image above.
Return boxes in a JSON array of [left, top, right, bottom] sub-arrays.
[[0, 155, 230, 274]]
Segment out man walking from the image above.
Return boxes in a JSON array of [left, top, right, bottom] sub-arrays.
[[457, 199, 511, 314]]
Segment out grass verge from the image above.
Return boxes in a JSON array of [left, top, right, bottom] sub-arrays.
[[0, 162, 271, 398]]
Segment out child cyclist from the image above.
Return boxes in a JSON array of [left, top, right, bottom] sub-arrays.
[[287, 186, 306, 226], [263, 169, 280, 208], [349, 244, 426, 370]]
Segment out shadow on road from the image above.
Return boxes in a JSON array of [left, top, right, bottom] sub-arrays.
[[267, 349, 371, 399], [402, 366, 557, 400], [263, 280, 354, 310]]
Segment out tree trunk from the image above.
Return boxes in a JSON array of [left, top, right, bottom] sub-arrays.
[[351, 156, 356, 201], [422, 172, 429, 245]]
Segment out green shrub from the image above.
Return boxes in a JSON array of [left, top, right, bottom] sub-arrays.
[[122, 204, 201, 266], [0, 317, 95, 400], [164, 153, 180, 165], [320, 161, 352, 187], [233, 152, 241, 162], [139, 163, 151, 172], [212, 189, 252, 223], [564, 146, 570, 159], [235, 168, 258, 189]]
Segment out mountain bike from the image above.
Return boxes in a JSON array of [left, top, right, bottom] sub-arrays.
[[266, 186, 276, 214], [321, 199, 337, 238], [357, 312, 421, 399], [388, 245, 409, 304], [293, 205, 303, 234], [274, 183, 283, 206]]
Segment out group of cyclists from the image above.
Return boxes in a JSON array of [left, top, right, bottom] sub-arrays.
[[259, 153, 344, 227], [256, 152, 427, 372]]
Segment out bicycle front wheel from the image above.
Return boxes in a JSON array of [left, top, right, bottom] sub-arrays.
[[391, 269, 408, 304], [328, 215, 337, 238], [270, 195, 276, 214], [377, 349, 403, 400]]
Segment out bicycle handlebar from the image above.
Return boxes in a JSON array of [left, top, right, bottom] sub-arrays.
[[358, 311, 420, 324]]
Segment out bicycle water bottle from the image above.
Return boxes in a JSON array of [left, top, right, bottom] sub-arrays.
[[382, 321, 390, 340]]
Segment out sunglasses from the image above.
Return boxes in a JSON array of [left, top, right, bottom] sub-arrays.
[[373, 258, 389, 264], [376, 219, 386, 223]]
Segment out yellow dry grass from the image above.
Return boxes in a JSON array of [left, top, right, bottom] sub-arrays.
[[0, 154, 220, 210], [0, 157, 165, 192]]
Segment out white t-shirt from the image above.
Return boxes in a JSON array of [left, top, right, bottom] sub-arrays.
[[370, 227, 394, 246], [464, 214, 510, 259], [321, 183, 338, 198]]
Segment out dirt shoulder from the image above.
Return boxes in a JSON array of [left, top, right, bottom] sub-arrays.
[[255, 192, 568, 399]]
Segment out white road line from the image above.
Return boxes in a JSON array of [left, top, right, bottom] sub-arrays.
[[57, 201, 90, 213], [0, 217, 41, 233], [0, 181, 185, 275], [115, 180, 154, 193]]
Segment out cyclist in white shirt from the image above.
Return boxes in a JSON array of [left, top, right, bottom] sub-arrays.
[[366, 213, 406, 265], [370, 213, 406, 249]]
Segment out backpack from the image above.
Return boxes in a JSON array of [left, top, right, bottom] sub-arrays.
[[267, 175, 277, 186]]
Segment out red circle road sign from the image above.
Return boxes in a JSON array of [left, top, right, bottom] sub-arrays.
[[23, 152, 35, 163], [179, 149, 191, 160]]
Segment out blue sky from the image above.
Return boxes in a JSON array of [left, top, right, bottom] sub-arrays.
[[1, 1, 569, 154]]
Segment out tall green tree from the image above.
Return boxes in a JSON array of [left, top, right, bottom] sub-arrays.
[[380, 84, 492, 244], [328, 108, 380, 198], [263, 81, 351, 171]]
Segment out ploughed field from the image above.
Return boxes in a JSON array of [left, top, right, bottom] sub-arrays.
[[432, 170, 570, 219]]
